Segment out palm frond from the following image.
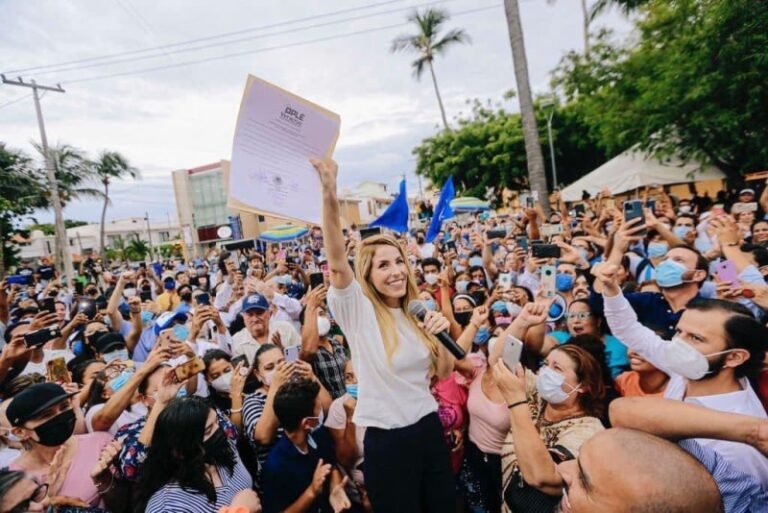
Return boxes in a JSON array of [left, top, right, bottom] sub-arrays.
[[432, 28, 471, 54], [411, 56, 429, 80]]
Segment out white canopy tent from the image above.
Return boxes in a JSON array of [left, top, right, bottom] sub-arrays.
[[559, 149, 725, 202]]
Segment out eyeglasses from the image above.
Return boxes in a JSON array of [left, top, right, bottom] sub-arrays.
[[566, 312, 592, 320], [6, 482, 48, 513]]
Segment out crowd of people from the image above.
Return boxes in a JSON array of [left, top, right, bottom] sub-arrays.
[[1, 163, 768, 513]]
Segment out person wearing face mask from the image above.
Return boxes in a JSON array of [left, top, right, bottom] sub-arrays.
[[262, 378, 350, 513], [203, 349, 249, 430], [591, 217, 710, 339], [175, 285, 194, 314], [83, 341, 169, 435], [555, 262, 578, 304], [325, 359, 371, 512], [156, 276, 181, 313], [594, 261, 768, 485], [7, 383, 114, 508], [491, 342, 606, 512], [241, 344, 299, 481], [300, 285, 348, 399], [114, 362, 238, 483], [443, 293, 477, 341], [135, 397, 258, 513]]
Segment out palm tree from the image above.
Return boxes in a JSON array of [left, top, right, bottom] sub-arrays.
[[503, 0, 551, 213], [591, 0, 649, 19], [93, 151, 139, 259], [548, 0, 593, 56], [125, 238, 150, 262], [391, 8, 470, 131], [32, 143, 104, 207]]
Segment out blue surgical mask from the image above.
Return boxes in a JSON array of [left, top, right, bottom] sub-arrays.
[[104, 348, 129, 364], [555, 273, 574, 292], [577, 248, 589, 262], [647, 242, 669, 259], [424, 299, 438, 312], [103, 316, 112, 328], [173, 324, 190, 342], [469, 257, 483, 268], [72, 340, 85, 356], [474, 326, 491, 345], [454, 264, 466, 273], [140, 310, 154, 325], [345, 384, 358, 399], [109, 370, 134, 392], [455, 280, 469, 294], [655, 259, 688, 288], [673, 226, 692, 239]]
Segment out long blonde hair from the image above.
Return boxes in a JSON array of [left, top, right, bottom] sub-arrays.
[[355, 234, 439, 367]]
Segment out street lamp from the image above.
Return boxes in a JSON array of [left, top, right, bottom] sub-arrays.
[[540, 98, 558, 191]]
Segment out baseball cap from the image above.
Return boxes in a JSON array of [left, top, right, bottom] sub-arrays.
[[6, 383, 74, 427], [242, 293, 269, 313], [94, 332, 127, 354], [153, 311, 189, 334]]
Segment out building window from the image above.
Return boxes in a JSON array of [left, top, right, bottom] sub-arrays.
[[159, 231, 170, 242], [258, 215, 265, 222]]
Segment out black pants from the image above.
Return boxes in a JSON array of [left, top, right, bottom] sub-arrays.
[[462, 440, 502, 513], [364, 412, 456, 513]]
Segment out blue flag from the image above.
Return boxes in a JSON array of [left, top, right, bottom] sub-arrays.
[[370, 179, 409, 233], [426, 176, 455, 242]]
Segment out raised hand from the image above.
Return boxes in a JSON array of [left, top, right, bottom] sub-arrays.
[[310, 158, 339, 190], [311, 459, 332, 496], [329, 475, 351, 513], [591, 262, 622, 296], [492, 359, 527, 405]]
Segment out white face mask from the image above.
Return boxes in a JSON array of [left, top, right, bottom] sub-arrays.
[[261, 369, 275, 387], [104, 348, 129, 364], [123, 288, 137, 299], [660, 336, 737, 380], [317, 316, 331, 337], [536, 366, 580, 404], [211, 370, 233, 394], [424, 273, 439, 286]]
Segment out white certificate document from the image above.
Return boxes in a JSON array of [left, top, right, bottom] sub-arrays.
[[229, 75, 341, 224]]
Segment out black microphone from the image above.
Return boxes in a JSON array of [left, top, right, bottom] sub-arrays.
[[408, 300, 466, 360]]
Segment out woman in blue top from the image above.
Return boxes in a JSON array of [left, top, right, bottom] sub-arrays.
[[546, 299, 630, 379]]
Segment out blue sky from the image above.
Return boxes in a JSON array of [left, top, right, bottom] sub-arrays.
[[0, 0, 632, 225]]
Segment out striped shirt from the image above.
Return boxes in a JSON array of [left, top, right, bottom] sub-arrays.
[[144, 450, 253, 513], [679, 439, 768, 513], [243, 390, 281, 479]]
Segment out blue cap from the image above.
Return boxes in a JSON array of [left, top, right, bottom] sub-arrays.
[[242, 293, 270, 313], [153, 311, 189, 334]]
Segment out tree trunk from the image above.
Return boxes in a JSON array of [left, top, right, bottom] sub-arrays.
[[100, 180, 109, 259], [427, 60, 451, 131], [580, 0, 591, 57], [503, 0, 551, 214]]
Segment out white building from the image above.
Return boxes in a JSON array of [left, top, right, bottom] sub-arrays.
[[14, 217, 181, 261]]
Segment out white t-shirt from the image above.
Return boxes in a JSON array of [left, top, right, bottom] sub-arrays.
[[328, 280, 437, 429], [85, 402, 148, 435], [231, 320, 300, 367], [20, 349, 75, 377]]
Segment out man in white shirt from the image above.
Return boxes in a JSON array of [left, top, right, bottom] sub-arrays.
[[593, 262, 768, 486], [231, 293, 300, 366]]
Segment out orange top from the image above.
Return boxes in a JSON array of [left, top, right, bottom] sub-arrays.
[[615, 371, 667, 398]]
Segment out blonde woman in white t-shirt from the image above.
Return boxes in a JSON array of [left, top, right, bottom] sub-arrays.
[[312, 157, 457, 512]]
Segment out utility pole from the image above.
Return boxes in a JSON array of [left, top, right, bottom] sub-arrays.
[[1, 75, 73, 284], [144, 212, 155, 262]]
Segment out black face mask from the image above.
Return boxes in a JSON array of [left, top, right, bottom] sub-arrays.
[[48, 290, 59, 297], [88, 330, 109, 346], [86, 288, 98, 296], [203, 428, 230, 464], [417, 237, 425, 245], [33, 408, 76, 447], [455, 311, 472, 327], [180, 292, 192, 302]]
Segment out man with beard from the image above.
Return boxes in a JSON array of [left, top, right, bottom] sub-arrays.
[[593, 262, 768, 485]]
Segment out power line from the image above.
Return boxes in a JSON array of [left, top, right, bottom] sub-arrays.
[[0, 93, 33, 110], [27, 0, 462, 78], [1, 0, 412, 75], [64, 3, 501, 85]]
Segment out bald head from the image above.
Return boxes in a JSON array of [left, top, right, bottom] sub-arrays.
[[557, 428, 723, 513]]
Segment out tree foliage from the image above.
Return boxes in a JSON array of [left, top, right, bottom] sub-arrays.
[[412, 94, 610, 202], [553, 0, 768, 178]]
